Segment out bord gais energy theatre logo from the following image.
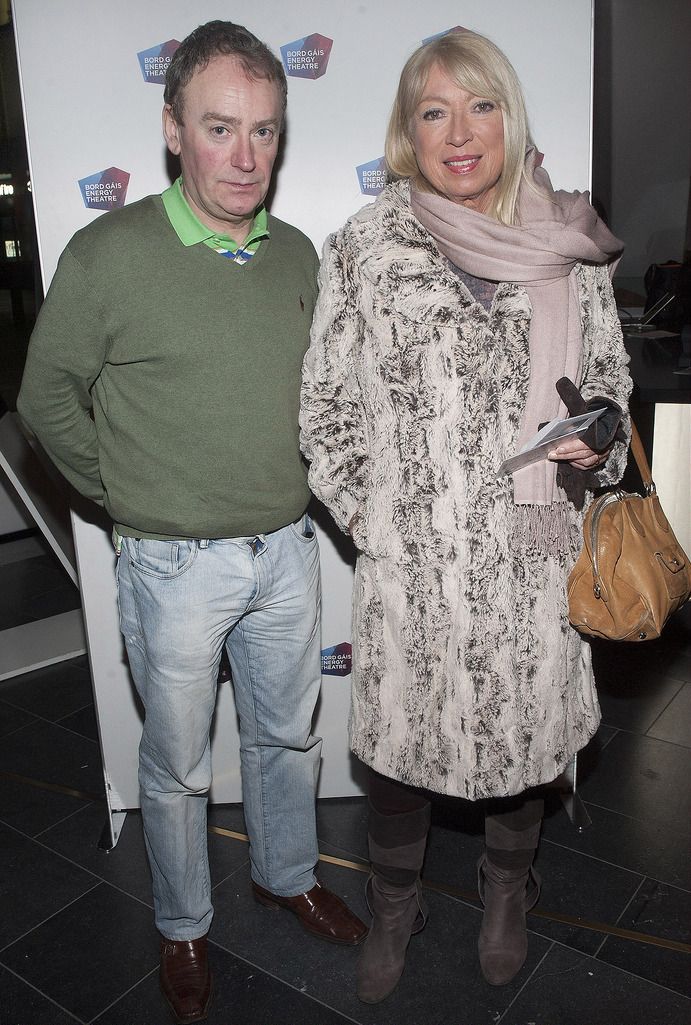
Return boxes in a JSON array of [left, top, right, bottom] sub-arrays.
[[357, 157, 387, 197], [280, 33, 333, 79], [422, 25, 466, 44], [137, 39, 180, 84], [321, 642, 352, 678], [78, 168, 130, 211]]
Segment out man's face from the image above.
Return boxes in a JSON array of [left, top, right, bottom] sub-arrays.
[[163, 55, 282, 242]]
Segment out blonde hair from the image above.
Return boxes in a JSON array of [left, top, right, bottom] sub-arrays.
[[385, 30, 534, 225]]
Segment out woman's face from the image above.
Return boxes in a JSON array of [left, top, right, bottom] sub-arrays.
[[411, 63, 505, 213]]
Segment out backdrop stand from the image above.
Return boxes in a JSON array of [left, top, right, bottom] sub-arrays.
[[0, 412, 86, 680]]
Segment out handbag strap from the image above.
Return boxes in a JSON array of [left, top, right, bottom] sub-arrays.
[[629, 419, 655, 492]]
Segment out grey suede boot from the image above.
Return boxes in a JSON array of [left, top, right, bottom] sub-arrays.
[[477, 816, 542, 986], [356, 803, 430, 1004]]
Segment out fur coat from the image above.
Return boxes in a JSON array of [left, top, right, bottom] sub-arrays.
[[300, 181, 632, 800]]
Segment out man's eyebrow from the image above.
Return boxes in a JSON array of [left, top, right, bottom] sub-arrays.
[[202, 112, 240, 126], [201, 112, 279, 130]]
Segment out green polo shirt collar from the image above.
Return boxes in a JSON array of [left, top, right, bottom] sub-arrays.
[[161, 177, 269, 253]]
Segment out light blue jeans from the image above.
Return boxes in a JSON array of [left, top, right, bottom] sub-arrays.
[[116, 516, 322, 940]]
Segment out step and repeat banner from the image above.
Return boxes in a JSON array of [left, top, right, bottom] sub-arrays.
[[13, 0, 593, 812]]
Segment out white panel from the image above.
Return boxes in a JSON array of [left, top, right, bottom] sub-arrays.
[[0, 610, 85, 681], [652, 404, 691, 559], [12, 0, 594, 811]]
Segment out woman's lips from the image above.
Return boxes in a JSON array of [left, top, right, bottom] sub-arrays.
[[444, 156, 481, 174]]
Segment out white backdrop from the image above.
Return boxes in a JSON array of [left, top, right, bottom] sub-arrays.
[[12, 0, 594, 824]]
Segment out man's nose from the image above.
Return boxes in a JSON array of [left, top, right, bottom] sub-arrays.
[[231, 136, 256, 171]]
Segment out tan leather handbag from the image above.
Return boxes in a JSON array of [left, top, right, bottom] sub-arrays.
[[567, 421, 691, 641]]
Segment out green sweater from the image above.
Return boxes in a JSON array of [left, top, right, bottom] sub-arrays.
[[18, 196, 319, 538]]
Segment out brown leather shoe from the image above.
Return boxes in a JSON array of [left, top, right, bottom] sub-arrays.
[[252, 879, 367, 945], [159, 934, 212, 1024]]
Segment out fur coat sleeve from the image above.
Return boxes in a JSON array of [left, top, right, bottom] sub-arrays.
[[576, 262, 632, 487], [300, 226, 370, 539]]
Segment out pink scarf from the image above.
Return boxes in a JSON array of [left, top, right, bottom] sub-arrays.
[[410, 149, 623, 505]]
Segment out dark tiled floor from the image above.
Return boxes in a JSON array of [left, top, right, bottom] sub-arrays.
[[0, 535, 689, 1025]]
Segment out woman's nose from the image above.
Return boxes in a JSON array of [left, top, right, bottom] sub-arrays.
[[447, 112, 472, 147]]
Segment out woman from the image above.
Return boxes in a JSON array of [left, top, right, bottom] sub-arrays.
[[300, 29, 631, 1002]]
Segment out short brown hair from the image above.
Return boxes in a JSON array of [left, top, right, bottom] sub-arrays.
[[385, 30, 534, 225], [164, 20, 287, 125]]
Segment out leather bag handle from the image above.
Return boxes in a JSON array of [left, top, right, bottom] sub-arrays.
[[628, 419, 655, 492]]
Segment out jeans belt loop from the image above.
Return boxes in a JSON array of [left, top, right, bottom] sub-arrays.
[[199, 538, 209, 550]]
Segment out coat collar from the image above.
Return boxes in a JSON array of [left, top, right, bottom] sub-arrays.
[[352, 180, 529, 325]]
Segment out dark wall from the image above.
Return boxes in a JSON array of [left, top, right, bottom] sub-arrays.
[[593, 0, 691, 290]]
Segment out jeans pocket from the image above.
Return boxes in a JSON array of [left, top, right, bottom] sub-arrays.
[[128, 537, 197, 579], [289, 513, 317, 543]]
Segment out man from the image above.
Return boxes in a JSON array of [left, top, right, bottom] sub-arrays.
[[18, 20, 365, 1025]]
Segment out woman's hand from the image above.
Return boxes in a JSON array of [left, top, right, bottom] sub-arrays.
[[547, 438, 611, 470]]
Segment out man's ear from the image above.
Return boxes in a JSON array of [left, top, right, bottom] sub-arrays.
[[162, 104, 182, 156]]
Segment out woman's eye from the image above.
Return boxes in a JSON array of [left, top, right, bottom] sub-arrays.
[[421, 108, 444, 121], [475, 100, 496, 113]]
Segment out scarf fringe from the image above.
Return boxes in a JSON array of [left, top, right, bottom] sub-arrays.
[[513, 503, 571, 557]]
